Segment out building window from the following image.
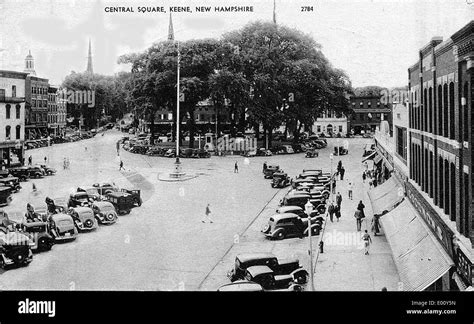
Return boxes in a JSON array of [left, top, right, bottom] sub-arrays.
[[338, 125, 343, 132], [317, 125, 321, 133], [16, 104, 20, 119], [6, 104, 11, 119], [5, 125, 11, 140], [12, 85, 16, 98], [16, 125, 20, 139]]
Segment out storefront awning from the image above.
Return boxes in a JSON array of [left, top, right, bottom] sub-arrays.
[[362, 151, 377, 162], [368, 177, 404, 216], [381, 200, 454, 291]]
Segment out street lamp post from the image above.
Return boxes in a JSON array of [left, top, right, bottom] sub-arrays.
[[305, 200, 315, 291], [175, 41, 181, 172]]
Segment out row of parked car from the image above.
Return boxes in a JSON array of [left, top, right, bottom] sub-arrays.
[[0, 182, 142, 270], [218, 168, 336, 291], [122, 136, 212, 159], [0, 164, 57, 206], [25, 130, 100, 150]]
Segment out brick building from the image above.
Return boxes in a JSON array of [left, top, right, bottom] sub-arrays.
[[407, 21, 473, 290], [349, 95, 392, 135], [47, 86, 58, 135], [0, 70, 27, 168]]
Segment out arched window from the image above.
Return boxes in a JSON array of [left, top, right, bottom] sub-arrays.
[[449, 82, 455, 140], [5, 104, 11, 119], [443, 84, 448, 138], [5, 125, 11, 140], [16, 125, 21, 140], [464, 82, 469, 141], [444, 160, 450, 216], [438, 157, 444, 209], [429, 151, 433, 197], [15, 104, 21, 119], [438, 85, 443, 135], [428, 87, 433, 133], [423, 88, 427, 131], [450, 162, 456, 221]]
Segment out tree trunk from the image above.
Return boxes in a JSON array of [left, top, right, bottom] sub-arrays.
[[267, 125, 273, 149], [149, 109, 156, 145], [188, 106, 196, 148]]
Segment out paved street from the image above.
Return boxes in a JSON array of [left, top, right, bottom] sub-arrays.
[[0, 131, 399, 290]]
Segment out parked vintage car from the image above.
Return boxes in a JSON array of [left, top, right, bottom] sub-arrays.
[[242, 265, 308, 290], [0, 187, 12, 207], [9, 167, 29, 181], [261, 213, 324, 240], [20, 219, 54, 252], [27, 166, 45, 178], [0, 177, 21, 192], [68, 191, 94, 208], [36, 164, 57, 175], [0, 170, 10, 178], [92, 183, 119, 196], [76, 186, 103, 201], [280, 193, 326, 214], [105, 191, 134, 215], [264, 165, 280, 179], [275, 206, 318, 219], [217, 280, 265, 292], [0, 211, 34, 269], [67, 207, 98, 232], [164, 149, 176, 158], [271, 172, 291, 188], [334, 146, 348, 155], [35, 207, 78, 243], [91, 201, 118, 225], [120, 189, 142, 207], [227, 253, 304, 282], [305, 150, 318, 158]]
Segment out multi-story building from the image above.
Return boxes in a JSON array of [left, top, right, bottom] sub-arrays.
[[0, 70, 27, 168], [23, 51, 49, 140], [312, 109, 348, 136], [406, 20, 474, 290], [47, 86, 58, 135], [57, 95, 67, 137], [349, 95, 392, 135]]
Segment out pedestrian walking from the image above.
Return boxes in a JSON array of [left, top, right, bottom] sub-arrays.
[[335, 192, 342, 208], [234, 161, 238, 173], [202, 204, 214, 223], [347, 182, 354, 200], [362, 171, 367, 183], [337, 160, 342, 173], [371, 214, 381, 236], [66, 157, 70, 169], [362, 230, 372, 255], [63, 157, 67, 170], [263, 161, 267, 173], [340, 166, 345, 180], [357, 200, 366, 219], [28, 155, 32, 166], [44, 156, 47, 164], [32, 183, 37, 192], [119, 160, 125, 171], [354, 210, 363, 231], [334, 204, 341, 222], [328, 203, 335, 222]]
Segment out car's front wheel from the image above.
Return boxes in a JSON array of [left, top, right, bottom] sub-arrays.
[[84, 219, 94, 228], [38, 237, 52, 251], [275, 230, 285, 240]]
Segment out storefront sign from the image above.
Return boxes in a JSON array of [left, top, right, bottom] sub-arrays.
[[455, 248, 473, 287], [405, 181, 454, 258]]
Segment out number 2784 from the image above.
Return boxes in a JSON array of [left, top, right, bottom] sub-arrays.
[[301, 6, 314, 11]]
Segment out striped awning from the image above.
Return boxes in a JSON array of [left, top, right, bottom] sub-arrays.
[[381, 200, 454, 291], [362, 151, 376, 162], [368, 177, 404, 216], [374, 154, 383, 165]]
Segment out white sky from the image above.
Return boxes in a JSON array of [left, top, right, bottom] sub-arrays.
[[0, 0, 472, 87]]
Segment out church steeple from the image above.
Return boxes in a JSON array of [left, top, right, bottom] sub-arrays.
[[24, 50, 36, 76], [168, 12, 174, 41], [273, 0, 276, 24], [86, 38, 93, 74]]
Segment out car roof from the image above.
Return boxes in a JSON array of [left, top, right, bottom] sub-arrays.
[[236, 253, 276, 263], [107, 191, 128, 197], [246, 265, 274, 277], [267, 165, 279, 169], [0, 186, 10, 192], [217, 280, 264, 292], [286, 192, 310, 198], [93, 201, 114, 208], [51, 213, 72, 222], [273, 172, 287, 176], [270, 213, 299, 222], [277, 206, 303, 213], [0, 177, 18, 181], [72, 206, 93, 213]]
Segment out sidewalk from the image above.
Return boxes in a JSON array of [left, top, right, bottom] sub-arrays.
[[313, 168, 400, 291]]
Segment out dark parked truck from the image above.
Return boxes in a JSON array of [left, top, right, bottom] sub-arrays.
[[227, 253, 304, 282], [264, 165, 280, 179], [9, 167, 29, 182], [243, 265, 308, 290], [106, 191, 135, 215], [21, 221, 54, 252], [0, 177, 21, 192], [271, 172, 291, 188], [0, 212, 34, 269], [0, 187, 12, 207], [261, 213, 324, 240]]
